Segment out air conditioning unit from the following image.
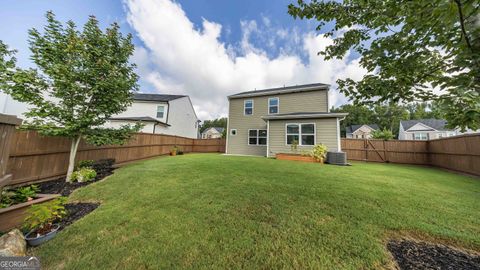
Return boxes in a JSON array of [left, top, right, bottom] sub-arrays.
[[326, 151, 348, 165]]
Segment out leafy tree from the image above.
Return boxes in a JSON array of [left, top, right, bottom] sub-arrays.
[[371, 128, 394, 140], [0, 12, 141, 182], [200, 117, 227, 137], [289, 0, 480, 131], [372, 104, 410, 136]]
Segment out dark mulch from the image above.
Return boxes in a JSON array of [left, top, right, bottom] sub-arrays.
[[388, 239, 480, 270], [57, 203, 100, 231], [37, 159, 115, 196]]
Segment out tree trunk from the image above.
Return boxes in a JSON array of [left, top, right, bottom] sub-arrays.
[[66, 135, 82, 182]]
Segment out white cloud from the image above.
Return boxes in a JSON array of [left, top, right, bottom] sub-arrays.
[[125, 0, 366, 120]]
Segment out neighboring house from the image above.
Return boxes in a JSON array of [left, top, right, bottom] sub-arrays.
[[201, 127, 224, 139], [104, 93, 199, 138], [399, 119, 459, 140], [226, 83, 347, 157], [0, 92, 29, 117], [345, 124, 379, 139]]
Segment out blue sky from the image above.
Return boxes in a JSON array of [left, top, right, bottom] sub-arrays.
[[0, 0, 364, 119]]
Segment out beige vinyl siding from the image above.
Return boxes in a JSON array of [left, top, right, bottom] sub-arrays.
[[267, 118, 339, 157], [227, 90, 328, 156]]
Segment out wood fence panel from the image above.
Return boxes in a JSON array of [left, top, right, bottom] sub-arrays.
[[7, 131, 226, 186], [0, 114, 22, 189], [341, 135, 479, 176]]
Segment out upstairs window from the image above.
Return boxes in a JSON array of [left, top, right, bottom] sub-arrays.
[[248, 129, 267, 145], [268, 97, 279, 114], [414, 133, 428, 140], [244, 100, 253, 115], [156, 105, 165, 118], [286, 123, 315, 146]]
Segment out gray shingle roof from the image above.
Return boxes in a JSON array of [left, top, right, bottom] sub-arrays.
[[228, 83, 329, 99], [346, 124, 380, 134], [109, 116, 170, 126], [213, 127, 225, 133], [133, 93, 186, 102], [400, 119, 450, 131]]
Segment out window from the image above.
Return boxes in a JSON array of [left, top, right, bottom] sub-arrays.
[[414, 133, 428, 140], [286, 123, 315, 146], [248, 129, 267, 145], [268, 97, 279, 114], [244, 100, 253, 115], [156, 105, 165, 118], [230, 129, 237, 136]]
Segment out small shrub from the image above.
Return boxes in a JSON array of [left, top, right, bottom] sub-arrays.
[[177, 150, 184, 155], [23, 197, 67, 234], [371, 128, 394, 140], [71, 168, 97, 183], [0, 185, 40, 208], [77, 160, 94, 169], [310, 144, 328, 162]]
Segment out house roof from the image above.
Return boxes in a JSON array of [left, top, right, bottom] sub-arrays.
[[202, 127, 224, 134], [400, 119, 450, 131], [262, 112, 348, 121], [346, 124, 380, 134], [228, 83, 329, 99], [133, 93, 186, 102], [109, 116, 170, 126]]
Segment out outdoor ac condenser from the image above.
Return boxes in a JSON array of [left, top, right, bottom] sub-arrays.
[[326, 151, 348, 165]]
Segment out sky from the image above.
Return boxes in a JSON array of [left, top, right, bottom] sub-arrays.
[[0, 0, 366, 120]]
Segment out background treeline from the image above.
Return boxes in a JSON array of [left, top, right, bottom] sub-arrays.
[[331, 102, 445, 137]]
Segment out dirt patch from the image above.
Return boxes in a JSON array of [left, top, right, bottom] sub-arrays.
[[387, 239, 480, 270], [58, 203, 99, 231], [37, 159, 115, 196]]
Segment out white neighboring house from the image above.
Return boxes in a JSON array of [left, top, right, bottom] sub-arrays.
[[398, 119, 479, 140], [0, 92, 29, 117], [345, 124, 379, 139], [201, 127, 224, 139], [104, 93, 200, 138]]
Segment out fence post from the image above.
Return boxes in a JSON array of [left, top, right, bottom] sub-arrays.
[[0, 114, 22, 196]]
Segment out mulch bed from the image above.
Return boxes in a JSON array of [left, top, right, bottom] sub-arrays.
[[387, 239, 480, 270], [37, 159, 115, 196], [57, 203, 100, 231]]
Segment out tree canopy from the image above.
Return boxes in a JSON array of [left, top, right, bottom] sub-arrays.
[[289, 0, 479, 130], [0, 12, 141, 181], [200, 117, 227, 137]]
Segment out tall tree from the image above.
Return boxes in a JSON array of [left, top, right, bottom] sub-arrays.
[[331, 104, 374, 136], [372, 104, 410, 136], [0, 12, 141, 181], [289, 0, 480, 130]]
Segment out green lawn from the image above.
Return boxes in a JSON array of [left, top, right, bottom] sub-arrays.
[[32, 154, 480, 269]]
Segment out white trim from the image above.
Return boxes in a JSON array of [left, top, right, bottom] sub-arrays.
[[267, 120, 270, 157], [225, 103, 230, 153], [405, 122, 438, 132], [337, 118, 341, 151], [156, 105, 165, 118], [268, 97, 279, 115], [244, 99, 254, 116], [285, 123, 316, 146], [247, 129, 267, 146]]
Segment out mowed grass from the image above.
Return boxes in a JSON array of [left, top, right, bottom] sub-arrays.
[[32, 154, 480, 269]]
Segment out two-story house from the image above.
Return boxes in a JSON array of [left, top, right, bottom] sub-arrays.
[[105, 93, 199, 138], [226, 83, 347, 157]]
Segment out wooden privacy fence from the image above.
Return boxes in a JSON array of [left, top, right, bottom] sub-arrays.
[[0, 114, 22, 189], [7, 130, 226, 186], [341, 134, 480, 176]]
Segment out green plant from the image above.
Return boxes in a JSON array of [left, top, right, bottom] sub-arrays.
[[1, 185, 40, 208], [71, 167, 97, 183], [290, 140, 299, 153], [23, 197, 67, 235], [170, 146, 178, 154], [309, 144, 328, 162], [371, 129, 395, 140], [77, 160, 94, 169]]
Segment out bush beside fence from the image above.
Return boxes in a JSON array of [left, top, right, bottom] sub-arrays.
[[7, 131, 225, 186]]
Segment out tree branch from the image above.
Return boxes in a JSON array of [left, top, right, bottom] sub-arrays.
[[453, 0, 480, 69]]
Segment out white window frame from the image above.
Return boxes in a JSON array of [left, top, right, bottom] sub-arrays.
[[248, 129, 267, 146], [156, 105, 165, 118], [414, 132, 428, 140], [230, 129, 237, 136], [244, 100, 254, 116], [268, 97, 279, 115], [285, 123, 316, 146]]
